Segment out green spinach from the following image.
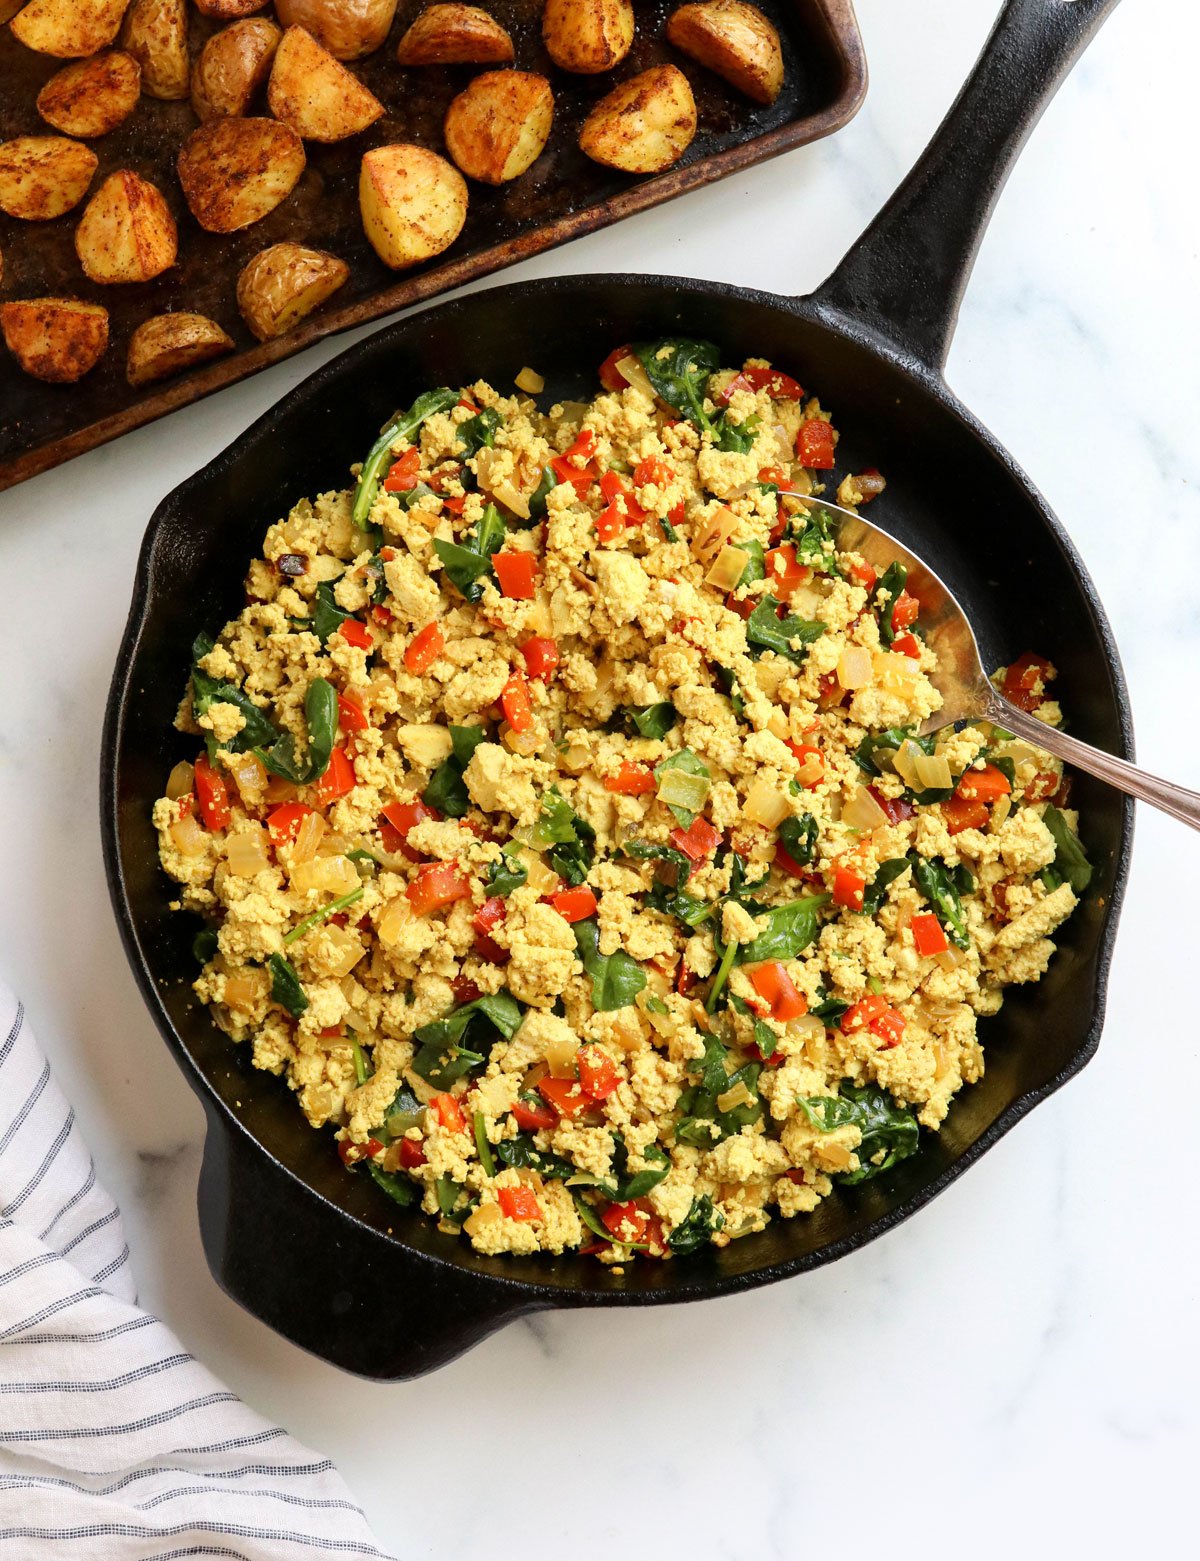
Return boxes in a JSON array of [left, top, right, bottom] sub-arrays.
[[911, 855, 970, 950], [190, 635, 278, 754], [256, 677, 338, 785], [496, 1134, 577, 1181], [267, 953, 307, 1017], [573, 919, 646, 1011], [634, 338, 721, 430], [351, 387, 457, 528], [366, 1162, 418, 1207], [433, 503, 507, 602], [745, 596, 825, 663], [737, 893, 829, 964], [667, 1194, 724, 1254], [797, 1082, 919, 1184], [456, 405, 502, 454], [309, 581, 355, 645], [873, 561, 907, 647], [486, 844, 528, 897], [1042, 805, 1092, 893], [422, 723, 486, 817], [411, 989, 523, 1088], [861, 857, 910, 916], [777, 813, 818, 867]]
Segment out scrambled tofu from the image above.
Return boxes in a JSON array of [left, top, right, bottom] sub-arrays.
[[155, 345, 1089, 1263]]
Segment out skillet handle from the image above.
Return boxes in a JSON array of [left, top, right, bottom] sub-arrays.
[[809, 0, 1121, 371], [197, 1108, 539, 1380]]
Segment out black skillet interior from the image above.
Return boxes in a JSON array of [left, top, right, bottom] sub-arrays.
[[103, 0, 1131, 1378]]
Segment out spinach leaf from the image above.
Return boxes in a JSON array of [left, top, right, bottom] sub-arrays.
[[457, 405, 502, 454], [486, 844, 528, 897], [797, 1082, 920, 1184], [714, 410, 760, 453], [192, 927, 218, 964], [527, 465, 558, 520], [660, 514, 680, 543], [634, 338, 721, 430], [435, 1177, 477, 1226], [713, 664, 746, 721], [257, 677, 338, 785], [351, 387, 457, 528], [667, 1194, 724, 1255], [675, 1034, 762, 1147], [573, 1193, 650, 1252], [790, 507, 841, 575], [811, 993, 850, 1024], [422, 723, 486, 817], [473, 1110, 496, 1178], [618, 701, 677, 740], [874, 561, 907, 647], [366, 1162, 418, 1207], [911, 855, 970, 950], [573, 919, 646, 1011], [777, 813, 818, 867], [432, 503, 507, 602], [410, 1043, 485, 1091], [310, 581, 355, 644], [1042, 805, 1092, 893], [861, 857, 910, 916], [704, 932, 738, 1013], [411, 990, 523, 1087], [530, 787, 595, 885], [737, 538, 765, 587], [610, 1139, 670, 1201], [745, 596, 825, 663], [737, 893, 829, 964], [190, 635, 279, 754], [267, 953, 307, 1017], [495, 1135, 576, 1181], [653, 748, 711, 827], [730, 994, 780, 1060], [385, 1084, 425, 1137], [622, 839, 694, 893]]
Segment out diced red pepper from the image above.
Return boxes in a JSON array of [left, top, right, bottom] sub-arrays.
[[956, 763, 1012, 803], [193, 753, 231, 832], [847, 558, 877, 592], [578, 1044, 620, 1100], [473, 895, 508, 963], [339, 1137, 383, 1167], [338, 618, 372, 650], [450, 975, 481, 1006], [739, 364, 805, 400], [600, 1199, 654, 1244], [1024, 770, 1061, 803], [429, 1093, 466, 1134], [595, 502, 625, 543], [404, 621, 444, 675], [667, 502, 686, 530], [841, 992, 906, 1048], [442, 494, 467, 516], [512, 1093, 558, 1132], [550, 428, 598, 494], [747, 961, 807, 1022], [725, 592, 756, 621], [892, 632, 921, 659], [372, 604, 395, 628], [795, 419, 836, 468], [816, 671, 847, 711], [383, 447, 421, 492], [398, 1137, 427, 1169], [498, 1186, 542, 1223], [633, 456, 674, 488], [832, 864, 866, 910], [267, 801, 315, 851], [599, 469, 647, 524], [942, 794, 990, 835], [521, 636, 559, 680], [312, 746, 356, 807], [501, 670, 533, 733], [911, 912, 949, 957], [337, 693, 369, 733], [891, 590, 920, 631], [379, 798, 439, 861], [773, 842, 809, 878], [766, 542, 811, 597], [491, 551, 538, 599], [669, 815, 721, 862], [538, 1075, 591, 1120], [1001, 651, 1055, 713], [787, 741, 825, 784], [867, 784, 914, 825], [598, 344, 634, 391], [550, 885, 598, 923], [758, 464, 803, 495], [407, 861, 471, 915], [604, 761, 656, 796], [717, 372, 752, 405]]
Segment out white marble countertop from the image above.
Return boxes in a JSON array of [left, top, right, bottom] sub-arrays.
[[3, 1, 1199, 1553]]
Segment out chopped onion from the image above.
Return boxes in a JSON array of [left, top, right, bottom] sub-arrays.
[[874, 650, 919, 693], [323, 927, 366, 979], [225, 750, 266, 805], [842, 785, 889, 832], [690, 506, 737, 567], [520, 848, 560, 895], [705, 544, 749, 591], [223, 970, 265, 1013], [292, 854, 359, 895], [543, 1036, 579, 1078], [501, 721, 543, 756], [913, 752, 953, 791], [935, 944, 967, 972], [657, 766, 711, 813], [226, 825, 269, 877], [165, 760, 194, 800], [615, 355, 655, 399], [515, 367, 545, 394], [767, 710, 790, 742], [377, 898, 411, 949], [893, 738, 927, 788], [742, 778, 790, 828], [837, 645, 874, 690], [464, 1202, 503, 1236], [716, 1080, 753, 1113]]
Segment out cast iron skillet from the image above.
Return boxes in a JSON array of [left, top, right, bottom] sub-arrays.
[[103, 0, 1130, 1379]]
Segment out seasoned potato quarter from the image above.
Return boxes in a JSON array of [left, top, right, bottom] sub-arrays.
[[193, 0, 269, 16], [119, 0, 189, 101], [358, 143, 467, 270], [74, 170, 178, 283], [126, 311, 234, 386], [37, 52, 142, 138], [542, 0, 633, 75], [444, 71, 553, 186], [274, 0, 397, 60], [177, 117, 305, 233], [0, 137, 98, 221], [191, 18, 281, 121], [9, 0, 130, 58], [579, 65, 697, 173], [666, 1, 783, 105], [0, 297, 109, 382], [236, 241, 349, 340], [397, 4, 514, 66], [267, 26, 384, 142]]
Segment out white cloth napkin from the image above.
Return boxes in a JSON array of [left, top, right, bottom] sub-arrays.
[[0, 982, 392, 1561]]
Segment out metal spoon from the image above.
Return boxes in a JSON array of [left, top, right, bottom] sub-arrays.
[[813, 496, 1200, 830]]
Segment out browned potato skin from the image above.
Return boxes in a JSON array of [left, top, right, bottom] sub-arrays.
[[10, 0, 130, 58], [542, 0, 633, 75], [267, 26, 384, 143], [0, 297, 109, 382], [236, 241, 349, 340], [126, 312, 235, 386], [191, 18, 281, 121], [274, 0, 397, 61], [579, 64, 697, 173], [177, 117, 306, 233], [397, 4, 514, 66], [37, 52, 142, 139], [74, 170, 178, 283], [666, 1, 783, 105], [444, 71, 553, 186], [0, 137, 98, 221], [359, 143, 468, 270], [193, 0, 270, 16], [120, 0, 189, 102]]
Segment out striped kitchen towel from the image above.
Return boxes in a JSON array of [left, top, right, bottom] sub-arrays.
[[0, 983, 392, 1561]]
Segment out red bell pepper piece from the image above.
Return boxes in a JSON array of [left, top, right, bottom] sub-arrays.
[[491, 551, 538, 599], [267, 801, 315, 850], [521, 636, 559, 680], [512, 1093, 558, 1132], [406, 861, 471, 914], [193, 753, 231, 832], [1001, 651, 1055, 712], [338, 618, 372, 650], [578, 1045, 620, 1099], [891, 590, 920, 631], [501, 670, 533, 733], [404, 621, 444, 675], [312, 746, 356, 807], [379, 798, 439, 861], [604, 761, 656, 796], [669, 815, 721, 862], [910, 912, 949, 957], [795, 419, 836, 468], [598, 345, 634, 391], [550, 886, 598, 923], [538, 1075, 591, 1120], [956, 763, 1011, 803], [473, 895, 508, 962], [383, 447, 421, 492], [739, 364, 804, 400], [747, 961, 807, 1022], [633, 456, 673, 488], [429, 1093, 467, 1134], [398, 1137, 427, 1169], [832, 864, 866, 910], [766, 542, 811, 597], [497, 1186, 542, 1223], [337, 693, 369, 733], [339, 1137, 383, 1167]]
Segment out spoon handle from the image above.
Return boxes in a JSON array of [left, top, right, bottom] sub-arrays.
[[988, 695, 1200, 831]]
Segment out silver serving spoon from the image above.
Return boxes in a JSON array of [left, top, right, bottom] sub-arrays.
[[812, 496, 1200, 829]]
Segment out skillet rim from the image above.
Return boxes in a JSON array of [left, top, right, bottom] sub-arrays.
[[100, 268, 1136, 1323]]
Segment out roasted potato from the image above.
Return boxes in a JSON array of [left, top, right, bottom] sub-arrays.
[[236, 241, 349, 340], [444, 71, 552, 186], [0, 297, 109, 382], [666, 1, 783, 105], [0, 137, 97, 221], [36, 52, 142, 139], [177, 117, 305, 233], [579, 65, 697, 173], [267, 26, 384, 142], [359, 143, 467, 270], [542, 0, 633, 75], [126, 311, 235, 386], [120, 0, 189, 101], [194, 0, 270, 16], [9, 0, 129, 58], [274, 0, 397, 60], [191, 17, 281, 121], [75, 170, 178, 284], [397, 4, 514, 66]]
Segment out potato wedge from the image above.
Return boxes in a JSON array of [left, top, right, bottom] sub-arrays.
[[0, 136, 97, 221], [359, 143, 467, 270], [36, 52, 142, 139], [126, 311, 235, 386], [666, 1, 783, 105], [444, 71, 552, 186], [236, 241, 349, 340], [542, 0, 633, 75], [9, 0, 129, 58], [267, 26, 384, 142], [194, 0, 270, 16], [177, 117, 305, 233], [274, 0, 396, 60], [0, 297, 108, 382], [397, 4, 513, 66], [120, 0, 189, 101], [75, 170, 177, 283], [192, 17, 281, 121], [579, 65, 697, 173]]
